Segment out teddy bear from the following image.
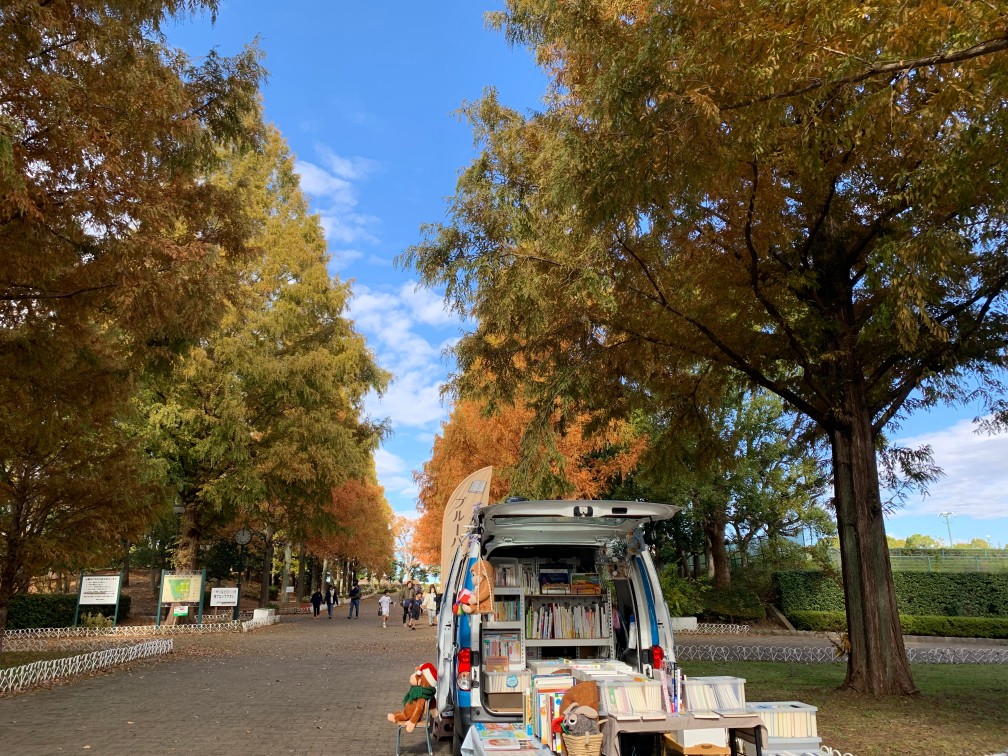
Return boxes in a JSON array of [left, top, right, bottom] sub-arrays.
[[387, 662, 437, 732], [458, 558, 494, 615]]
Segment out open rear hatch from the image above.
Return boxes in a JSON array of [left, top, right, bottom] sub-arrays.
[[480, 499, 679, 545]]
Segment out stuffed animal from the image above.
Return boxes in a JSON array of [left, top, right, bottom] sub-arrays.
[[459, 558, 494, 615], [561, 704, 600, 736], [387, 663, 437, 732]]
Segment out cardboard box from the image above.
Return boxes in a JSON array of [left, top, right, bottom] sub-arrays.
[[668, 728, 728, 748], [663, 734, 731, 756]]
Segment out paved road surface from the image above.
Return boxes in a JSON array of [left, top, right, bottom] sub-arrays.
[[1, 598, 450, 755], [3, 606, 1003, 755]]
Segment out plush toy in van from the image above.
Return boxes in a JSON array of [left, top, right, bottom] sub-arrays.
[[454, 558, 494, 615]]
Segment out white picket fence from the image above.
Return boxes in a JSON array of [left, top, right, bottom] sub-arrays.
[[675, 644, 1008, 664], [0, 639, 173, 694]]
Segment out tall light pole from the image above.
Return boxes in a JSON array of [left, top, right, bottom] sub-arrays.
[[233, 528, 252, 621], [938, 512, 955, 548]]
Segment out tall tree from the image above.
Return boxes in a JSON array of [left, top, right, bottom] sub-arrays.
[[412, 397, 643, 565], [405, 2, 1008, 694], [0, 0, 263, 642], [309, 476, 395, 580], [145, 123, 390, 579]]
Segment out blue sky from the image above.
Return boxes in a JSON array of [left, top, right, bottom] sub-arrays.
[[167, 4, 1008, 550]]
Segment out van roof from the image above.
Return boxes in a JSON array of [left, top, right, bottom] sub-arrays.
[[478, 499, 679, 544]]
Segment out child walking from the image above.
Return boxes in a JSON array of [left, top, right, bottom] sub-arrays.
[[378, 589, 393, 629], [407, 589, 423, 630]]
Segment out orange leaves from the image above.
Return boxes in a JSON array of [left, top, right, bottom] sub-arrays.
[[412, 398, 643, 565]]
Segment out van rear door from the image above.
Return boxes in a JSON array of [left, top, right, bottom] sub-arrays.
[[480, 499, 678, 542]]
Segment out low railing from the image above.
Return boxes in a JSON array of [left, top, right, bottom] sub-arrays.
[[675, 644, 1008, 664], [0, 639, 173, 694]]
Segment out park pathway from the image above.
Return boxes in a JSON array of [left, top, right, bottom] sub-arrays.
[[0, 598, 450, 755], [3, 609, 1004, 755]]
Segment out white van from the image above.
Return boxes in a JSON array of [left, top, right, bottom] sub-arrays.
[[434, 499, 679, 754]]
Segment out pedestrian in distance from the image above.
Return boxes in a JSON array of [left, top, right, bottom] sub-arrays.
[[422, 585, 437, 626], [378, 589, 393, 629], [408, 589, 423, 630], [310, 587, 323, 619], [324, 583, 335, 619], [400, 579, 413, 626], [347, 579, 361, 619]]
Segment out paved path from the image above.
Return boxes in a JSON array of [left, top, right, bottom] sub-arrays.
[[3, 610, 1004, 755], [1, 597, 450, 755]]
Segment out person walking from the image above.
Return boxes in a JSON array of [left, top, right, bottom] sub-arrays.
[[310, 587, 323, 619], [400, 579, 413, 627], [422, 585, 437, 626], [378, 589, 393, 629], [324, 583, 335, 619], [346, 579, 361, 619], [408, 589, 423, 630]]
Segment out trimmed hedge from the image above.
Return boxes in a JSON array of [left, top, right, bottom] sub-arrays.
[[789, 610, 1008, 639], [701, 584, 766, 623], [7, 593, 132, 629], [774, 570, 1008, 617]]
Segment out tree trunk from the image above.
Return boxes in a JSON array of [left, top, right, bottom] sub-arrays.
[[122, 540, 130, 587], [295, 544, 307, 604], [703, 510, 731, 588], [259, 528, 275, 606], [832, 373, 917, 695], [173, 506, 200, 573], [281, 542, 292, 603]]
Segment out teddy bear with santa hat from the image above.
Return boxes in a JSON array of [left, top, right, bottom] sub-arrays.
[[387, 662, 437, 732]]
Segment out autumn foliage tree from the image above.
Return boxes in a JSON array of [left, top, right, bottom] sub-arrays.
[[406, 2, 1008, 694], [309, 477, 395, 586], [144, 122, 389, 594], [412, 397, 644, 565], [0, 1, 263, 641]]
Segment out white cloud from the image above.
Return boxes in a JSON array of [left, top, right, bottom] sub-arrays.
[[399, 281, 461, 327], [294, 148, 381, 250], [895, 418, 1008, 520], [316, 145, 379, 181]]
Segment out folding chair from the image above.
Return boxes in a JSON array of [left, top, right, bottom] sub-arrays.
[[395, 698, 433, 755]]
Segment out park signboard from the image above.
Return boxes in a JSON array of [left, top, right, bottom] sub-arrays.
[[211, 587, 239, 607], [74, 572, 124, 627], [157, 569, 207, 626]]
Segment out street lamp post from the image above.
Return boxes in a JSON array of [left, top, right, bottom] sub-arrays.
[[234, 528, 253, 621], [938, 512, 955, 549]]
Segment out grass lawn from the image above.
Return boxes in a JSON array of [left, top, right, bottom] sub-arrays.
[[0, 650, 76, 670], [683, 661, 1008, 756]]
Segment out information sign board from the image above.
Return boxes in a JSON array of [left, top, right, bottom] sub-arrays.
[[79, 575, 121, 606], [211, 587, 239, 607], [161, 573, 204, 603]]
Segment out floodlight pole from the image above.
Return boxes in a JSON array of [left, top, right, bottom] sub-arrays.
[[938, 511, 955, 548]]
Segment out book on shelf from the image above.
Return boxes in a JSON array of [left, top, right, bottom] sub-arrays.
[[745, 701, 818, 738], [538, 570, 570, 594], [485, 655, 510, 673], [493, 562, 521, 588], [683, 675, 746, 711], [569, 572, 602, 594]]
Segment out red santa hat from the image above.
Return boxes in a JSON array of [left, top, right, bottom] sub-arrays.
[[418, 663, 437, 688]]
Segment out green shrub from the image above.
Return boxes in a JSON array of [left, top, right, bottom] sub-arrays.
[[774, 570, 1008, 618], [7, 594, 78, 629], [787, 610, 1008, 638], [788, 610, 848, 632], [701, 583, 766, 622], [658, 565, 706, 616], [6, 593, 131, 629], [81, 612, 114, 629]]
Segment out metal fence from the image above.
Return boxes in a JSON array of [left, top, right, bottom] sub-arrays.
[[0, 639, 173, 694], [675, 644, 1008, 665]]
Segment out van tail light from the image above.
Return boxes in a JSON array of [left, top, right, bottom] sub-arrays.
[[456, 647, 472, 691], [651, 645, 664, 670]]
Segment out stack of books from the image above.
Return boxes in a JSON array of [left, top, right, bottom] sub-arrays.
[[538, 570, 571, 594]]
